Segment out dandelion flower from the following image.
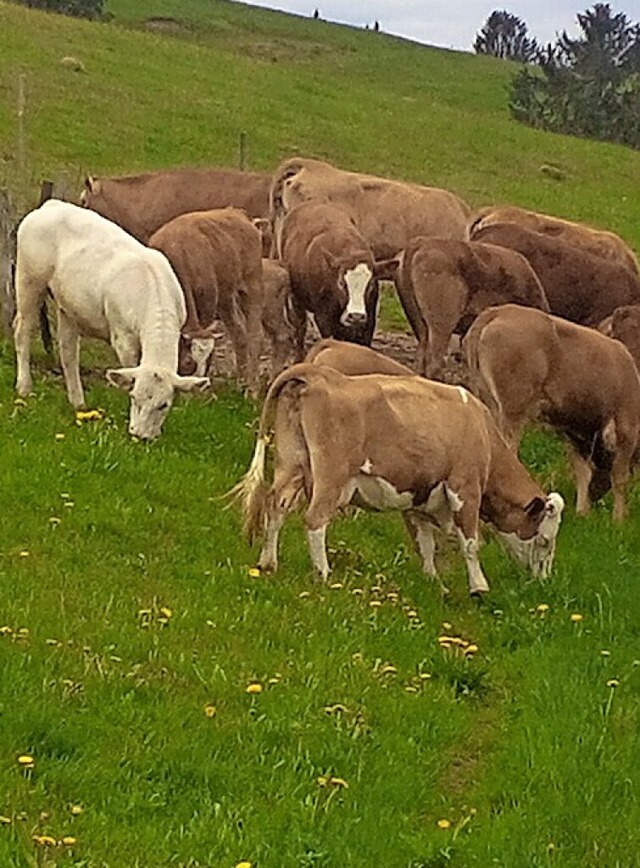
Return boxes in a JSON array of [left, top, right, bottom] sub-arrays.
[[570, 613, 583, 623], [0, 816, 11, 825], [329, 582, 343, 590], [236, 862, 253, 868], [18, 551, 30, 558], [405, 685, 418, 693], [159, 607, 173, 619], [70, 805, 83, 816], [606, 679, 619, 688], [248, 568, 261, 578], [204, 704, 217, 718], [406, 609, 418, 618], [75, 409, 103, 422], [369, 599, 382, 608], [352, 588, 364, 596], [442, 622, 453, 630], [464, 644, 479, 655], [17, 754, 35, 768], [601, 650, 611, 657], [0, 626, 13, 635], [14, 397, 26, 407], [328, 776, 349, 788], [33, 835, 56, 847], [437, 819, 451, 829], [246, 682, 263, 695], [298, 591, 311, 599], [380, 664, 397, 675], [55, 433, 65, 441], [536, 603, 549, 613], [60, 836, 77, 846]]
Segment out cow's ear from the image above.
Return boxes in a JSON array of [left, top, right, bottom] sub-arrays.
[[524, 497, 545, 521], [84, 175, 100, 194], [252, 218, 270, 233], [373, 257, 400, 281], [106, 368, 137, 391], [174, 375, 210, 393]]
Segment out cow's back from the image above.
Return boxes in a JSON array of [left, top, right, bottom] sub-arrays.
[[471, 224, 640, 325], [305, 338, 415, 377], [82, 168, 271, 242]]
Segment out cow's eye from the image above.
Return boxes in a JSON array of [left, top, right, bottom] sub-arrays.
[[158, 402, 169, 411]]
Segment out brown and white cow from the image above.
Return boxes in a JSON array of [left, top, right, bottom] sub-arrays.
[[464, 304, 640, 520], [598, 305, 640, 372], [261, 258, 304, 378], [148, 208, 263, 392], [279, 201, 398, 351], [468, 205, 639, 276], [395, 236, 550, 378], [80, 168, 271, 242], [233, 363, 564, 595], [468, 223, 640, 326], [270, 157, 471, 260]]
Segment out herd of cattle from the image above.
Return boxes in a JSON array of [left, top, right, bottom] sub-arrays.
[[11, 156, 640, 593]]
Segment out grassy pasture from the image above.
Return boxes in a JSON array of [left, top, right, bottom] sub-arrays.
[[1, 1, 640, 865]]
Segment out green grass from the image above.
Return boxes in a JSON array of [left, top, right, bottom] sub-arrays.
[[1, 2, 640, 865]]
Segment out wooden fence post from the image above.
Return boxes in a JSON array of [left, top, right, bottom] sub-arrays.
[[0, 189, 16, 336]]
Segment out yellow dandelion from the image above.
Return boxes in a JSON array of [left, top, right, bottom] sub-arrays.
[[437, 819, 451, 830], [352, 588, 364, 596], [60, 836, 77, 846], [70, 805, 83, 816], [404, 685, 418, 693], [380, 664, 397, 675], [55, 432, 65, 441], [442, 622, 453, 630], [18, 550, 30, 558], [317, 775, 330, 787], [369, 599, 382, 608], [329, 776, 349, 788], [606, 679, 620, 688], [75, 409, 103, 422], [0, 626, 13, 635], [299, 591, 311, 599], [570, 613, 583, 623], [159, 607, 173, 619], [536, 603, 550, 613], [464, 644, 479, 655], [0, 816, 11, 825], [329, 582, 343, 590], [33, 834, 56, 847], [601, 650, 611, 657], [246, 682, 263, 695], [14, 397, 27, 407], [386, 591, 399, 601], [419, 672, 432, 680], [324, 703, 348, 714], [204, 704, 217, 718], [248, 568, 261, 578], [236, 862, 253, 868], [49, 517, 61, 525], [17, 754, 35, 768]]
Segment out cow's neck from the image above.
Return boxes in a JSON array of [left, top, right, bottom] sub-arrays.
[[483, 432, 542, 530], [138, 297, 180, 371]]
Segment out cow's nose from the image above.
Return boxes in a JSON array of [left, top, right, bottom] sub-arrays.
[[343, 311, 367, 325]]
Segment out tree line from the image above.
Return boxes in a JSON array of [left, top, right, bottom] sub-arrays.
[[475, 4, 640, 150]]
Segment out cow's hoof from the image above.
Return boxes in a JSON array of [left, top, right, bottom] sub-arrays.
[[469, 589, 489, 602]]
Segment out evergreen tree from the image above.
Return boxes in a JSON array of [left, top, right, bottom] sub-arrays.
[[474, 10, 540, 63]]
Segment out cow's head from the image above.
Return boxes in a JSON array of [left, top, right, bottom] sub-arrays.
[[178, 329, 216, 378], [492, 492, 565, 578], [106, 366, 209, 440], [326, 254, 399, 331]]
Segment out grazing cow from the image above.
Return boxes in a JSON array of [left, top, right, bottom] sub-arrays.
[[468, 205, 640, 276], [261, 258, 304, 377], [270, 157, 471, 260], [280, 201, 398, 350], [395, 236, 550, 378], [468, 223, 640, 326], [233, 363, 564, 595], [14, 200, 208, 439], [305, 337, 415, 376], [148, 208, 263, 391], [464, 304, 640, 520], [598, 305, 640, 372], [80, 167, 271, 242]]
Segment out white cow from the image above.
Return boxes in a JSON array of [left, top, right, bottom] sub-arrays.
[[14, 200, 209, 440]]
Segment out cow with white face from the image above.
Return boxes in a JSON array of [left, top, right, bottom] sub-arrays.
[[14, 200, 209, 440], [278, 201, 398, 351], [233, 357, 564, 596]]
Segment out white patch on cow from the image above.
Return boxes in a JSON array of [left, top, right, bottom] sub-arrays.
[[456, 530, 490, 595], [445, 487, 464, 512], [603, 418, 617, 452], [457, 386, 469, 404], [360, 458, 373, 474], [355, 474, 413, 511], [190, 337, 215, 377], [414, 522, 437, 576], [341, 262, 372, 322], [307, 526, 330, 578], [497, 491, 564, 578]]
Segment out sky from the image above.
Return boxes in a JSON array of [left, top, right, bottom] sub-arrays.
[[237, 1, 636, 52]]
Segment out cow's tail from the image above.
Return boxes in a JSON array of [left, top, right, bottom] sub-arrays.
[[228, 363, 327, 541]]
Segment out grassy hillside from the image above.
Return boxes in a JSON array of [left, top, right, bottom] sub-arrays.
[[1, 3, 640, 867]]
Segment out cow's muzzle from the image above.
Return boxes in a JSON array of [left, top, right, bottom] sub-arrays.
[[341, 311, 367, 326]]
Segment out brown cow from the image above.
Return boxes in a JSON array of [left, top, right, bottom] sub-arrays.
[[305, 338, 415, 376], [468, 223, 640, 326], [468, 205, 639, 276], [598, 305, 640, 372], [261, 258, 304, 378], [280, 202, 398, 351], [148, 208, 263, 392], [395, 236, 550, 378], [464, 304, 640, 520], [270, 157, 471, 260], [80, 168, 271, 243], [233, 363, 564, 595]]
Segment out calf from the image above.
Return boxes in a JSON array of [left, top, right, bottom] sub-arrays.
[[305, 337, 415, 376], [465, 304, 640, 520], [395, 236, 549, 378], [14, 200, 208, 440], [469, 223, 640, 326], [279, 201, 398, 349], [233, 363, 564, 595], [148, 208, 263, 392], [261, 258, 305, 378]]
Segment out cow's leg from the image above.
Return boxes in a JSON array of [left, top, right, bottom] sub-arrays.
[[221, 294, 249, 387], [243, 287, 262, 397], [448, 482, 489, 595], [304, 484, 344, 580], [14, 273, 47, 397], [258, 472, 304, 572], [610, 425, 635, 522], [57, 309, 85, 409], [569, 447, 593, 516], [403, 513, 450, 594]]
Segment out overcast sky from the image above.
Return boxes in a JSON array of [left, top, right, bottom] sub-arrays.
[[238, 1, 638, 52]]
